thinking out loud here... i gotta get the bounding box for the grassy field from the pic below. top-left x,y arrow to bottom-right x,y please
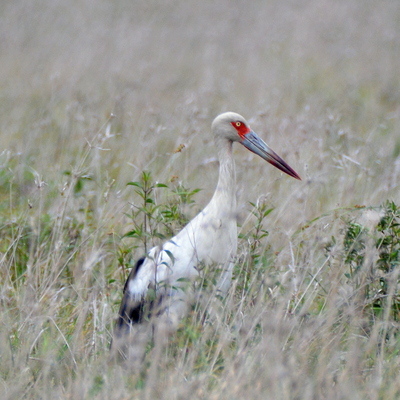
1,0 -> 400,398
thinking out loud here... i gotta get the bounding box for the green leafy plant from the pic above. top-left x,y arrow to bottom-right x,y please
326,201 -> 400,320
236,201 -> 275,296
124,170 -> 169,252
123,172 -> 202,252
160,183 -> 202,236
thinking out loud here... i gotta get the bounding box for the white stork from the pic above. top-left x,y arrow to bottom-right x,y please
115,112 -> 301,337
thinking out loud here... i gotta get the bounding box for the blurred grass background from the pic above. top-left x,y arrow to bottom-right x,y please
1,0 -> 400,398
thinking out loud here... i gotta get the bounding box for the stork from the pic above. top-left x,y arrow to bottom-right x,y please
115,112 -> 301,337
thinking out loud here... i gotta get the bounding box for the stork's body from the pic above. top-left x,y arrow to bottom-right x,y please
115,112 -> 301,335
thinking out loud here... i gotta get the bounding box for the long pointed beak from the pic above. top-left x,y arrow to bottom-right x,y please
241,130 -> 301,180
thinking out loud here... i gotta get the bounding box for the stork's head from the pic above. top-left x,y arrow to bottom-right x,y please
212,112 -> 301,180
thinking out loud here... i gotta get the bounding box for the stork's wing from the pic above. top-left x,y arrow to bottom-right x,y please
114,243 -> 187,335
115,257 -> 146,333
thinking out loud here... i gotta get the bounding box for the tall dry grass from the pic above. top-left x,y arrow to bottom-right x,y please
1,0 -> 400,398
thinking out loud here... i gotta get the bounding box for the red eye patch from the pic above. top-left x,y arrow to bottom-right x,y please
231,121 -> 250,139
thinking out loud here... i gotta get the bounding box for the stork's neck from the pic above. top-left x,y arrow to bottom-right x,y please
211,138 -> 237,212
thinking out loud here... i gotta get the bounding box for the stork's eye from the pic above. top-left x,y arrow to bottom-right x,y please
231,120 -> 250,138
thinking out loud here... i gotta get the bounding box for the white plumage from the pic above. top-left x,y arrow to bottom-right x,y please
115,112 -> 301,335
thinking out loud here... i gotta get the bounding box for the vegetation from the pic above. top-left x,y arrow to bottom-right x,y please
1,0 -> 400,398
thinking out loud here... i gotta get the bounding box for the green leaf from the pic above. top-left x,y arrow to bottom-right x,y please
127,181 -> 142,188
263,208 -> 274,217
176,277 -> 191,283
163,250 -> 175,264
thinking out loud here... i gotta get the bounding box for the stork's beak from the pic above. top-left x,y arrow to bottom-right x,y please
241,130 -> 301,180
